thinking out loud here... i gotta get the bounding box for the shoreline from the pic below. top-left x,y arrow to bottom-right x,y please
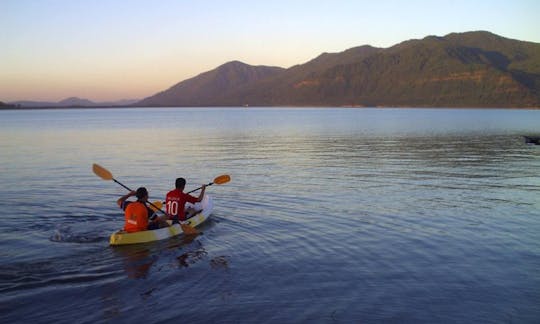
1,105 -> 539,110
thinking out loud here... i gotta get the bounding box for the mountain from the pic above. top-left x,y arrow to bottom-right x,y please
137,31 -> 540,108
10,97 -> 139,108
58,97 -> 96,106
0,101 -> 16,109
138,61 -> 285,106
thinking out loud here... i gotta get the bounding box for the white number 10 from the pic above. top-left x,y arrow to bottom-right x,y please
166,201 -> 179,216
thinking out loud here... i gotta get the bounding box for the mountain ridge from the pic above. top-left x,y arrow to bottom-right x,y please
10,97 -> 139,108
138,61 -> 284,106
136,31 -> 540,108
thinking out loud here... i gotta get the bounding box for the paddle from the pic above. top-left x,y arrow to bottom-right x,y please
92,163 -> 198,235
187,174 -> 231,194
148,200 -> 164,214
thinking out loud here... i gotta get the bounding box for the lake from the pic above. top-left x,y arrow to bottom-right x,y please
0,107 -> 539,323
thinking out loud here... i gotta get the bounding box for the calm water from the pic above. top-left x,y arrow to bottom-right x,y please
0,107 -> 539,323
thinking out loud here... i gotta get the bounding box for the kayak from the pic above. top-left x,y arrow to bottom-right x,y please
109,194 -> 214,246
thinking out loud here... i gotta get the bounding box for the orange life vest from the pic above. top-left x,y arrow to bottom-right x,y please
124,201 -> 149,233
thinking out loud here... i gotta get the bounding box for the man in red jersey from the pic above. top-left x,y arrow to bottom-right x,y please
165,178 -> 206,223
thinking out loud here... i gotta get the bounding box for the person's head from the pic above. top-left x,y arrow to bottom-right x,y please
136,187 -> 148,201
175,178 -> 186,190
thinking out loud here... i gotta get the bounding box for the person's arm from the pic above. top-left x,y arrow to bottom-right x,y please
117,190 -> 136,208
196,184 -> 206,202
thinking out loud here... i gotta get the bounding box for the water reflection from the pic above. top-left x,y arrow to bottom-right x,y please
112,246 -> 157,279
177,248 -> 207,268
110,230 -> 209,279
210,255 -> 230,270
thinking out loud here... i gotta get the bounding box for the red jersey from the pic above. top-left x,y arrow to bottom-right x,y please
165,189 -> 198,221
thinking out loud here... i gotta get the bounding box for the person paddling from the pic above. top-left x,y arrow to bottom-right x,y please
117,187 -> 168,232
165,178 -> 207,223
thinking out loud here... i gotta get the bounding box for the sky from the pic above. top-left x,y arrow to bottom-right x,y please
1,0 -> 539,102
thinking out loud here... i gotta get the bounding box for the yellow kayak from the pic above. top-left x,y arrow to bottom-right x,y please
109,195 -> 214,246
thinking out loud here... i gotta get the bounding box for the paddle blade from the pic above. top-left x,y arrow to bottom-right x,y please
93,163 -> 113,180
181,223 -> 199,235
213,174 -> 231,185
149,201 -> 163,212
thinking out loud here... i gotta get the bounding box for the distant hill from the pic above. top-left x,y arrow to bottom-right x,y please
0,101 -> 16,109
138,61 -> 285,106
136,31 -> 540,108
10,97 -> 139,108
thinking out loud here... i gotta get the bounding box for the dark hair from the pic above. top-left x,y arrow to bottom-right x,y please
136,187 -> 148,199
175,178 -> 186,189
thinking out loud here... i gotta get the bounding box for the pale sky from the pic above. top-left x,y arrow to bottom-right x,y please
1,0 -> 539,102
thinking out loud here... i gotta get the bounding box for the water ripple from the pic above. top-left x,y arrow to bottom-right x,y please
1,108 -> 539,323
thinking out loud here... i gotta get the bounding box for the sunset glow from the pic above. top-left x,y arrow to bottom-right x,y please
1,0 -> 539,102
